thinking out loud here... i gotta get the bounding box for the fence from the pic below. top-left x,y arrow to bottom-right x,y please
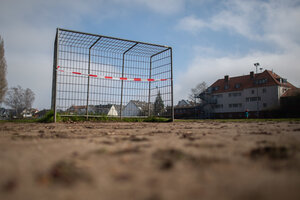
51,28 -> 173,122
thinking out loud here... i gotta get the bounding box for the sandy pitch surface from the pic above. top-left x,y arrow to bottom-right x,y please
0,121 -> 300,200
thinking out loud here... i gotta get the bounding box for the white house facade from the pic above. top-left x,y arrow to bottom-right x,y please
106,105 -> 118,116
122,100 -> 152,117
123,101 -> 141,116
67,104 -> 119,116
205,70 -> 296,115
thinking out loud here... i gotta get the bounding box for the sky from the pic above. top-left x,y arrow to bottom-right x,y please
1,0 -> 300,109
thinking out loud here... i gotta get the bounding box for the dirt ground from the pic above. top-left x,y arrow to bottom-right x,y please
0,121 -> 300,200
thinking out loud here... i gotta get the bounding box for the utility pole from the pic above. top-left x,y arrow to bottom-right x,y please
254,63 -> 260,118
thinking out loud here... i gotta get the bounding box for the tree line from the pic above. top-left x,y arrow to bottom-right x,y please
0,35 -> 35,118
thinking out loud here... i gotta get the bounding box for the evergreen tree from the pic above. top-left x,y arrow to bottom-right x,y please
0,35 -> 7,104
154,90 -> 165,116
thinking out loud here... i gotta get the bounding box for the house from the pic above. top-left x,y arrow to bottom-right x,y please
95,105 -> 118,116
199,70 -> 298,118
5,109 -> 17,119
176,100 -> 194,107
21,108 -> 39,118
67,105 -> 87,115
0,108 -> 9,120
122,100 -> 153,117
175,100 -> 198,119
279,88 -> 300,117
67,104 -> 119,116
174,100 -> 208,119
34,109 -> 51,118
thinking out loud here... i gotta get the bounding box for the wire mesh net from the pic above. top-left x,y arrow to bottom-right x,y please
52,29 -> 173,120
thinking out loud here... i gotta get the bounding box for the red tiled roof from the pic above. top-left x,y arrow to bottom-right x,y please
209,70 -> 296,94
69,105 -> 86,110
281,88 -> 300,97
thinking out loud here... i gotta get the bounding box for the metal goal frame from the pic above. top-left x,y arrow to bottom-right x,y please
51,28 -> 173,122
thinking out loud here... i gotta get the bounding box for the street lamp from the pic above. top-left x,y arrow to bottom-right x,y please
254,63 -> 260,118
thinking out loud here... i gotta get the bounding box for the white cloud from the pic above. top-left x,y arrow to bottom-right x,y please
175,0 -> 300,102
177,0 -> 300,47
263,0 -> 300,50
177,15 -> 207,33
135,0 -> 185,14
1,0 -> 300,108
0,0 -> 186,109
174,47 -> 300,103
177,1 -> 262,39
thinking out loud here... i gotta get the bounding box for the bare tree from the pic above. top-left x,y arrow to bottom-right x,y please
0,35 -> 7,105
5,85 -> 35,116
24,88 -> 35,109
188,81 -> 207,104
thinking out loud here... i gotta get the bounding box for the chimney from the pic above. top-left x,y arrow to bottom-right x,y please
224,75 -> 229,82
250,71 -> 254,79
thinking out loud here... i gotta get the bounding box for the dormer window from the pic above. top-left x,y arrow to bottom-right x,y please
224,85 -> 229,90
207,87 -> 212,93
235,83 -> 241,89
277,78 -> 287,84
214,86 -> 220,91
256,78 -> 267,84
261,78 -> 267,84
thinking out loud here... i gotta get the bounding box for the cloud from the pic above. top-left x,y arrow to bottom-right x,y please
177,15 -> 207,33
174,47 -> 300,103
177,2 -> 261,39
174,0 -> 300,102
1,0 -> 300,109
0,0 -> 186,109
138,0 -> 185,15
263,0 -> 300,50
177,0 -> 300,46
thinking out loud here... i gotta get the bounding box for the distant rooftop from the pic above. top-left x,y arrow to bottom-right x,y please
208,70 -> 296,94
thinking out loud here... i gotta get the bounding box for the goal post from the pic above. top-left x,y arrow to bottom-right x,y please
51,28 -> 173,122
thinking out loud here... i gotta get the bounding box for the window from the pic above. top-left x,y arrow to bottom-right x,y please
262,88 -> 267,93
224,85 -> 229,90
263,103 -> 267,108
229,92 -> 241,97
214,104 -> 223,109
214,86 -> 220,91
213,94 -> 223,98
277,78 -> 287,83
251,90 -> 255,94
246,97 -> 261,102
235,83 -> 241,89
256,78 -> 268,84
229,103 -> 242,108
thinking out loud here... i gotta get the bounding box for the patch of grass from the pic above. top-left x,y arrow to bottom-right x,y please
38,110 -> 61,123
1,110 -> 171,123
1,118 -> 38,123
0,110 -> 61,123
59,115 -> 171,123
1,115 -> 171,123
143,116 -> 172,122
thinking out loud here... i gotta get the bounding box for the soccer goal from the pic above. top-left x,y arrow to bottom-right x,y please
51,28 -> 173,122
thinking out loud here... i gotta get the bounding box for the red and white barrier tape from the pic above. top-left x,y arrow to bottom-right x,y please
57,66 -> 168,82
